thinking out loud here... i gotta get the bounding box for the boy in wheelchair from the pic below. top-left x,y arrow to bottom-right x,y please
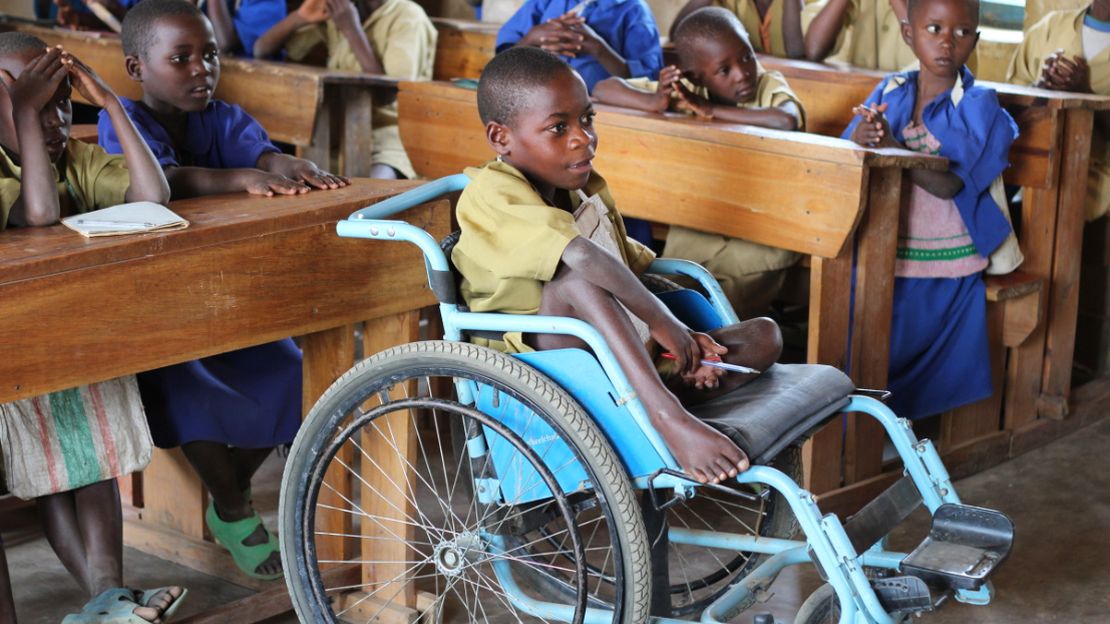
454,45 -> 783,486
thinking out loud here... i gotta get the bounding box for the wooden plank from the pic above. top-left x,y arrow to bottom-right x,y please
843,168 -> 903,483
302,324 -> 358,564
984,271 -> 1043,302
431,17 -> 497,81
174,564 -> 359,624
340,84 -> 376,178
1041,108 -> 1096,416
138,448 -> 206,541
0,182 -> 447,403
360,312 -> 422,610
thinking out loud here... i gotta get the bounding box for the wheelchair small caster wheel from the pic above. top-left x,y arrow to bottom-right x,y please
753,613 -> 777,624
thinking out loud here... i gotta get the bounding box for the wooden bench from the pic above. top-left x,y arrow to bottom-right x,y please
0,180 -> 450,622
397,79 -> 947,501
431,17 -> 498,81
0,21 -> 399,178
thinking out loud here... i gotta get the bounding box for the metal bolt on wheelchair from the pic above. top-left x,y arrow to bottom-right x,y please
279,175 -> 1014,624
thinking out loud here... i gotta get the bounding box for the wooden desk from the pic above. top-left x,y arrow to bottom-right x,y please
0,21 -> 400,178
431,17 -> 498,81
0,180 -> 450,619
397,79 -> 944,498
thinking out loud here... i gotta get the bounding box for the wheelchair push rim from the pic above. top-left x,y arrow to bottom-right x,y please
279,341 -> 652,624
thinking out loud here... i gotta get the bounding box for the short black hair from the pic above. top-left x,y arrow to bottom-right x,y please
906,0 -> 981,23
0,32 -> 47,61
477,47 -> 578,126
673,6 -> 751,64
121,0 -> 205,58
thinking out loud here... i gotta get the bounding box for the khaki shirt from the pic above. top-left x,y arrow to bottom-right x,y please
0,138 -> 130,230
627,67 -> 807,129
715,0 -> 792,57
1007,7 -> 1110,221
453,160 -> 655,352
801,0 -> 916,71
287,0 -> 436,178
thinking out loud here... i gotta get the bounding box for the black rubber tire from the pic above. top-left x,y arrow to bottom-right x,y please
795,583 -> 840,624
279,340 -> 652,624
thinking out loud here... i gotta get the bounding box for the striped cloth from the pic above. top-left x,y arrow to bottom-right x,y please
0,376 -> 152,499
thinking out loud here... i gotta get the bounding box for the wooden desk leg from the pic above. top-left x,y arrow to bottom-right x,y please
302,99 -> 335,176
341,85 -> 376,178
804,253 -> 853,494
844,168 -> 903,484
135,447 -> 206,540
338,311 -> 422,621
1007,181 -> 1060,428
1040,108 -> 1095,419
302,324 -> 358,565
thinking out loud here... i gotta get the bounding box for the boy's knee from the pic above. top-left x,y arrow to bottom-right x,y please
747,316 -> 783,365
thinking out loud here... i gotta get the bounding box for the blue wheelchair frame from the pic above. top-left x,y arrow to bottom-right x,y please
337,175 -> 995,624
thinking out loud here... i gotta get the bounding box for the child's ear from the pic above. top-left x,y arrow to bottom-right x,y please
124,55 -> 143,82
900,20 -> 913,47
486,121 -> 511,158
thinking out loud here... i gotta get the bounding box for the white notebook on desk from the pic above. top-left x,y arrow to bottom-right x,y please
62,201 -> 189,238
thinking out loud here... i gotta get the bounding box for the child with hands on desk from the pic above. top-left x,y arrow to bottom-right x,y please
593,7 -> 804,320
843,0 -> 1020,420
96,0 -> 342,581
0,32 -> 184,624
455,46 -> 785,484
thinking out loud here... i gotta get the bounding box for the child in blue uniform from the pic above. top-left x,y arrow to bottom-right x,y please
843,0 -> 1019,419
496,0 -> 664,92
98,0 -> 347,580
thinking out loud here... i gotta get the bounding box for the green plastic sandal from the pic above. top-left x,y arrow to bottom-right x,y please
205,501 -> 283,581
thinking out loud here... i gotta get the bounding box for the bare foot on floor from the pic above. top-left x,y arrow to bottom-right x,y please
652,409 -> 750,484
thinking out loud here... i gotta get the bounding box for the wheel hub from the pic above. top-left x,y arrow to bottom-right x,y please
434,533 -> 483,576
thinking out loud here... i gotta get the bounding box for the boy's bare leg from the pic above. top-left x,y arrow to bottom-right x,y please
181,442 -> 281,576
668,317 -> 783,406
0,537 -> 16,624
39,481 -> 179,621
532,267 -> 749,484
229,447 -> 273,496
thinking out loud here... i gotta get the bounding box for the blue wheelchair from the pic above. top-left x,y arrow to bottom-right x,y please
278,176 -> 1014,623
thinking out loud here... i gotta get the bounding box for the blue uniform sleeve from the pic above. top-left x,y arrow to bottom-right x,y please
496,0 -> 546,52
96,103 -> 179,168
233,0 -> 286,59
214,102 -> 281,169
618,2 -> 662,79
840,77 -> 889,141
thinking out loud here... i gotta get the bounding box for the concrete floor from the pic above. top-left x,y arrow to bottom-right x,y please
4,416 -> 1109,623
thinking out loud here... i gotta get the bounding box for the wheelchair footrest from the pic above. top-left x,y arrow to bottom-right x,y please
901,503 -> 1014,591
871,576 -> 935,614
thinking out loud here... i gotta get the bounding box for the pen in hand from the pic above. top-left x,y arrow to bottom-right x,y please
660,352 -> 761,375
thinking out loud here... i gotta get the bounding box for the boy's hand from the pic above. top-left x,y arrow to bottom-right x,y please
325,0 -> 361,31
652,65 -> 683,113
62,52 -> 117,109
653,321 -> 701,377
683,332 -> 728,390
850,102 -> 897,148
244,170 -> 310,196
1,48 -> 68,115
561,17 -> 608,57
672,80 -> 713,118
297,0 -> 330,22
1044,54 -> 1092,93
520,20 -> 579,55
284,158 -> 350,190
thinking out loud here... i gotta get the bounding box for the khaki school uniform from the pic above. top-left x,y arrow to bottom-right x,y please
287,0 -> 436,179
714,0 -> 792,57
801,0 -> 916,71
626,70 -> 805,318
1007,7 -> 1110,221
453,159 -> 655,353
0,138 -> 129,230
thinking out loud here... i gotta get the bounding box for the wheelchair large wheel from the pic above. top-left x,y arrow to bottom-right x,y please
279,341 -> 651,624
795,583 -> 840,624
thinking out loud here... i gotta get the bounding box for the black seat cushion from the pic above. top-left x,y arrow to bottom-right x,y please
690,363 -> 855,465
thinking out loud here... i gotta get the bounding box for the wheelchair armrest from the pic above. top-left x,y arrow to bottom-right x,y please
346,173 -> 469,221
647,258 -> 739,326
337,219 -> 457,304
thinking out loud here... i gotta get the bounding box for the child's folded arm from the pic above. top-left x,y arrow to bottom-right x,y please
592,77 -> 670,113
7,105 -> 58,227
710,102 -> 801,131
803,0 -> 854,62
253,12 -> 311,60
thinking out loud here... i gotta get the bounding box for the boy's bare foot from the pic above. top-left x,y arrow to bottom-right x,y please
134,586 -> 185,622
652,408 -> 749,484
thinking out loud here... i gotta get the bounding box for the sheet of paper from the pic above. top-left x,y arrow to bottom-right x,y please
62,201 -> 189,238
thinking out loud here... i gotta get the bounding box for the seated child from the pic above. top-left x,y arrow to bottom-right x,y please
670,0 -> 805,58
97,0 -> 346,580
0,33 -> 184,622
803,0 -> 917,71
496,0 -> 664,93
253,0 -> 437,179
843,0 -> 1020,418
455,46 -> 785,484
593,7 -> 804,319
1007,0 -> 1110,221
201,0 -> 289,59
